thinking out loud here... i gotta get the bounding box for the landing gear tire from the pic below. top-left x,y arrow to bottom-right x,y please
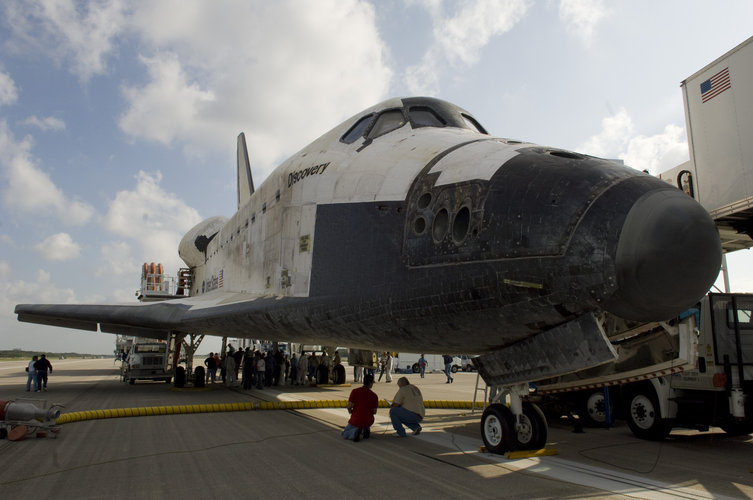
515,403 -> 548,450
174,366 -> 186,388
194,366 -> 205,388
480,404 -> 516,454
626,385 -> 670,440
580,390 -> 607,427
332,364 -> 346,384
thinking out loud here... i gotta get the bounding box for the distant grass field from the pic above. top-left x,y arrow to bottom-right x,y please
0,355 -> 108,362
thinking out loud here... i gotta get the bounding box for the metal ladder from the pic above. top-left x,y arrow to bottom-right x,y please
472,371 -> 489,414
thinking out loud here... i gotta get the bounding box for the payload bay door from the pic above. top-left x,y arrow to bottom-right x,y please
281,204 -> 316,297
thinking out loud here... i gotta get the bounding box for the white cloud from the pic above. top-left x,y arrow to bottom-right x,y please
97,240 -> 139,279
623,124 -> 688,175
0,120 -> 95,224
0,0 -> 127,81
22,115 -> 66,132
119,0 -> 392,177
437,0 -> 530,68
0,260 -> 10,281
119,53 -> 216,146
577,108 -> 688,174
35,233 -> 81,261
559,0 -> 608,46
2,1 -> 392,179
0,266 -> 78,318
96,241 -> 142,302
0,70 -> 19,106
406,0 -> 530,95
405,60 -> 442,96
578,108 -> 634,158
102,170 -> 202,275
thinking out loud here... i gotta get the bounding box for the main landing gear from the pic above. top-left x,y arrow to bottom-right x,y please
480,383 -> 548,454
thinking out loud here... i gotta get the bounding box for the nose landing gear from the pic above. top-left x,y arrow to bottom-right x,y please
480,383 -> 548,454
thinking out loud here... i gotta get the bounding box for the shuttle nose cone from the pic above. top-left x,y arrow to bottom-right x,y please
604,188 -> 721,321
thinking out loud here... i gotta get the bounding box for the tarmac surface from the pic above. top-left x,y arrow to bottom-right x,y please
1,358 -> 752,499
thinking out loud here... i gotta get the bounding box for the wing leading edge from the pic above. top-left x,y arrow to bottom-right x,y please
13,290 -> 291,341
15,302 -> 189,340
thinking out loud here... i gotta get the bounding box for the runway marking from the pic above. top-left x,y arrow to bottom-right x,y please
416,431 -> 735,500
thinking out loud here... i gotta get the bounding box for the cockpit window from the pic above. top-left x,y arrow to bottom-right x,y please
342,101 -> 488,146
409,106 -> 446,128
461,114 -> 488,134
341,114 -> 373,144
367,110 -> 407,139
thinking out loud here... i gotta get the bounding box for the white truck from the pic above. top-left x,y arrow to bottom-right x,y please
122,340 -> 173,384
534,293 -> 752,439
394,353 -> 462,374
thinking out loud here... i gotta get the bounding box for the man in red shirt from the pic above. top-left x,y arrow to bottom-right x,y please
342,374 -> 378,442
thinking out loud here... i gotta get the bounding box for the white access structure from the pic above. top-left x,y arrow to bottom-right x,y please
661,35 -> 753,252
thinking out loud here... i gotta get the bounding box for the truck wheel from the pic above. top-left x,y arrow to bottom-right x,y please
515,403 -> 548,450
412,363 -> 420,373
451,365 -> 458,373
480,404 -> 515,454
174,366 -> 186,388
579,390 -> 607,427
194,366 -> 205,388
332,364 -> 346,384
626,385 -> 670,440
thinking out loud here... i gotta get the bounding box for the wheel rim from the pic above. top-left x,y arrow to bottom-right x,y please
516,415 -> 533,445
586,393 -> 606,423
631,395 -> 656,430
484,415 -> 503,447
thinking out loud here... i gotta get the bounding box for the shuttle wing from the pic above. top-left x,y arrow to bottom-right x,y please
14,290 -> 306,342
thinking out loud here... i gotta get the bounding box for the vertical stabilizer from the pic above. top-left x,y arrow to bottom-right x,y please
237,132 -> 255,209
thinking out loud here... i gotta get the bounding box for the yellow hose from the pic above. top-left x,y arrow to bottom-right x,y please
56,400 -> 485,424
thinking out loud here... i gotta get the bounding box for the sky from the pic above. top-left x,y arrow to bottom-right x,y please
1,0 -> 753,355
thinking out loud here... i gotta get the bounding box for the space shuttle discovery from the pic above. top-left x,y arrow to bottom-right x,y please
16,97 -> 721,451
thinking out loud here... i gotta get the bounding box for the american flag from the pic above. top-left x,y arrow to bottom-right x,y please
700,67 -> 731,103
219,269 -> 223,288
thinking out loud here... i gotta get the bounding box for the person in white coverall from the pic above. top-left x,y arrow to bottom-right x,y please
26,355 -> 38,392
225,354 -> 236,386
297,352 -> 309,385
385,353 -> 394,383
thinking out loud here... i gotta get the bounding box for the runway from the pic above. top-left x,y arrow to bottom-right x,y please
1,358 -> 751,499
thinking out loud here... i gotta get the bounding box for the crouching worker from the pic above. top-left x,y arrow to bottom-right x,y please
342,374 -> 378,442
389,377 -> 425,437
